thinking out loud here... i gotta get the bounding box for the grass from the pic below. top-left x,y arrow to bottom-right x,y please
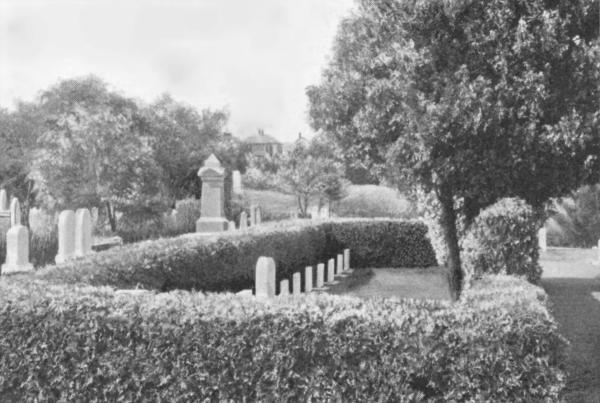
540,248 -> 600,402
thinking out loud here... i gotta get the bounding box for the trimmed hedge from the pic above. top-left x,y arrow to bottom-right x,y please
37,219 -> 437,291
0,275 -> 566,401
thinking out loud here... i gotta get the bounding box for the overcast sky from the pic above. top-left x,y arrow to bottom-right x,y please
0,0 -> 354,142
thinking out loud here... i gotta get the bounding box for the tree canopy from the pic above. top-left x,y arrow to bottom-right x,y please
308,0 -> 600,298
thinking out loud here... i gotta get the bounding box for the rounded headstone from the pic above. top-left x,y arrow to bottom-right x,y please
2,224 -> 33,274
255,256 -> 276,298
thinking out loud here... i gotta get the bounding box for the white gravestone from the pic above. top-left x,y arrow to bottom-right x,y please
538,228 -> 547,251
56,210 -> 76,264
232,170 -> 243,194
280,279 -> 289,296
9,197 -> 21,228
229,220 -> 236,231
305,266 -> 313,292
319,204 -> 330,219
255,256 -> 276,298
75,208 -> 93,257
2,203 -> 33,274
344,249 -> 350,271
239,211 -> 248,230
336,254 -> 343,275
292,272 -> 301,295
327,259 -> 335,283
196,154 -> 228,232
0,189 -> 8,211
316,263 -> 325,288
255,206 -> 262,225
250,205 -> 257,226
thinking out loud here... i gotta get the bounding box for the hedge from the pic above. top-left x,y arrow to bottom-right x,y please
0,274 -> 566,401
36,219 -> 437,292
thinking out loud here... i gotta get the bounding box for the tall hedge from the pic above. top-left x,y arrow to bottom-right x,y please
0,275 -> 566,401
36,219 -> 437,292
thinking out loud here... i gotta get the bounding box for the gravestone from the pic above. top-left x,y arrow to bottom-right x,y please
196,154 -> 229,232
344,249 -> 350,271
229,220 -> 236,231
56,210 -> 76,264
319,205 -> 330,219
255,206 -> 262,225
9,197 -> 21,228
327,259 -> 335,283
250,204 -> 257,226
538,227 -> 547,251
0,189 -> 8,211
316,263 -> 325,288
255,256 -> 276,298
239,211 -> 248,230
337,254 -> 343,275
232,170 -> 243,194
2,204 -> 33,274
280,279 -> 289,296
309,205 -> 319,219
75,208 -> 93,257
292,272 -> 301,295
305,266 -> 313,292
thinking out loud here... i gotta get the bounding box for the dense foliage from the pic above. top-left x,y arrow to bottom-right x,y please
462,198 -> 542,285
0,274 -> 566,401
308,0 -> 600,298
37,219 -> 437,291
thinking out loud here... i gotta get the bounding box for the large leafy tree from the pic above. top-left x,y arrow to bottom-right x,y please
308,0 -> 600,298
30,76 -> 167,231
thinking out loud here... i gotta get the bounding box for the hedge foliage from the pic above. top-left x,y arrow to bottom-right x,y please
0,274 -> 566,401
36,219 -> 437,292
461,198 -> 542,284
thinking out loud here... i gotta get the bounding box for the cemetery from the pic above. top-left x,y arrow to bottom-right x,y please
0,0 -> 598,401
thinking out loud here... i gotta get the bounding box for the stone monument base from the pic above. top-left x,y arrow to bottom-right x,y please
196,217 -> 229,233
2,262 -> 34,274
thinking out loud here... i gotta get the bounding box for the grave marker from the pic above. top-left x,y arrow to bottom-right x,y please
239,211 -> 248,230
316,263 -> 325,288
305,266 -> 313,292
280,279 -> 289,296
75,208 -> 93,257
293,272 -> 301,295
344,249 -> 350,271
2,224 -> 33,274
196,154 -> 228,232
336,254 -> 343,275
232,170 -> 243,194
255,256 -> 276,298
327,259 -> 335,283
0,189 -> 7,211
9,198 -> 21,228
56,210 -> 76,264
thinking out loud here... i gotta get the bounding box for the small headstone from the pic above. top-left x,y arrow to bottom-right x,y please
255,256 -> 276,298
2,224 -> 33,274
309,205 -> 319,219
75,208 -> 93,257
239,211 -> 248,229
305,266 -> 313,292
292,272 -> 301,295
316,263 -> 325,288
229,220 -> 236,231
56,210 -> 76,264
538,227 -> 547,251
9,198 -> 21,227
255,206 -> 262,225
319,204 -> 330,219
344,249 -> 350,271
337,254 -> 343,275
0,189 -> 8,211
250,205 -> 257,226
327,259 -> 335,283
280,279 -> 289,296
232,170 -> 243,194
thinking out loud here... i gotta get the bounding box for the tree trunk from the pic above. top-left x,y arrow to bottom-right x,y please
437,184 -> 463,301
106,201 -> 117,232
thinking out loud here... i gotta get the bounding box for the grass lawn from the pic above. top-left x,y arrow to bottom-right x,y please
327,267 -> 451,301
540,248 -> 600,402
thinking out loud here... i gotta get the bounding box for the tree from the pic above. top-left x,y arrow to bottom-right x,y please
308,0 -> 600,299
30,76 -> 167,231
142,94 -> 229,202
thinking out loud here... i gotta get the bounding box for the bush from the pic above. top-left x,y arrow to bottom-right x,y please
335,185 -> 415,219
0,274 -> 566,401
461,198 -> 542,285
37,219 -> 437,291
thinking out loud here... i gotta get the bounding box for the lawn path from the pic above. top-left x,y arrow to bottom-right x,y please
541,248 -> 600,402
328,267 -> 451,301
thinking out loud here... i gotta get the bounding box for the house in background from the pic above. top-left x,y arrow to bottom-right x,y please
244,129 -> 283,157
282,132 -> 310,153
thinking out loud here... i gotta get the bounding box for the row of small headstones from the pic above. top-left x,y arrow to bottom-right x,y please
234,205 -> 262,230
253,249 -> 351,298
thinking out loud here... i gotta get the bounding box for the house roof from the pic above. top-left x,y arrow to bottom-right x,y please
244,131 -> 282,145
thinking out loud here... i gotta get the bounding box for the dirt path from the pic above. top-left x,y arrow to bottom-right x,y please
541,248 -> 600,402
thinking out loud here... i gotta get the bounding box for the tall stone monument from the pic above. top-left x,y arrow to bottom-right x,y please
196,154 -> 229,232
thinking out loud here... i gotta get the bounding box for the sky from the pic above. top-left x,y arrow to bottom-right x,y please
0,0 -> 355,142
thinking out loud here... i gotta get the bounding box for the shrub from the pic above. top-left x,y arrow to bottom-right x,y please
0,274 -> 566,401
335,184 -> 415,219
461,198 -> 542,285
37,219 -> 437,291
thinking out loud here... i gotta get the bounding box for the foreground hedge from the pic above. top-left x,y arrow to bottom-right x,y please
37,219 -> 437,291
0,275 -> 566,401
